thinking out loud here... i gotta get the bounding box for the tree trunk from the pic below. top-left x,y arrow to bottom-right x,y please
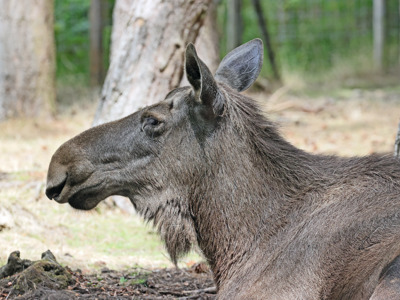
226,0 -> 242,52
89,0 -> 107,87
0,0 -> 56,121
93,0 -> 213,125
109,0 -> 131,64
252,0 -> 281,82
373,0 -> 385,71
110,0 -> 219,69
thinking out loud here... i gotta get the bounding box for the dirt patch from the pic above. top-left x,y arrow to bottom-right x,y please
0,251 -> 215,299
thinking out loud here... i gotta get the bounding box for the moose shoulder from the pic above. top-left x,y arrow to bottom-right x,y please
46,39 -> 400,299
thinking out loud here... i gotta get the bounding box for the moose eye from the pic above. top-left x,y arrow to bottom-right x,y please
144,117 -> 160,127
141,116 -> 164,136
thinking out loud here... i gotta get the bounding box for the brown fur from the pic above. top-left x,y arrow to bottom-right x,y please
46,40 -> 400,299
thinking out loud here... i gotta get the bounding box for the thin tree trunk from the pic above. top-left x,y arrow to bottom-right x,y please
93,0 -> 212,125
277,0 -> 286,45
89,0 -> 107,87
373,0 -> 385,70
252,0 -> 281,82
226,0 -> 242,51
0,0 -> 56,120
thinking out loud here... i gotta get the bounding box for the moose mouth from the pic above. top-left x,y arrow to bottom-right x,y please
67,189 -> 104,210
46,174 -> 105,210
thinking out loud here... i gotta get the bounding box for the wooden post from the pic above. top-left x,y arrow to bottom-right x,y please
373,0 -> 385,70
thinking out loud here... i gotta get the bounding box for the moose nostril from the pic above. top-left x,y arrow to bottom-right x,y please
45,176 -> 67,200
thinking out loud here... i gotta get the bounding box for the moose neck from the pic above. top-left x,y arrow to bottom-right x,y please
190,90 -> 320,285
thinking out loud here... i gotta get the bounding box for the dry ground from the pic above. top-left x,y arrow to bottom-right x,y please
0,85 -> 399,298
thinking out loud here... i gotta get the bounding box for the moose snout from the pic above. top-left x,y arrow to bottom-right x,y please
46,162 -> 68,203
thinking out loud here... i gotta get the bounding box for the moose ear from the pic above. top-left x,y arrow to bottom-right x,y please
185,43 -> 223,116
215,38 -> 263,92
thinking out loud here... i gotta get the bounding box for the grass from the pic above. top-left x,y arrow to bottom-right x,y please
1,81 -> 400,273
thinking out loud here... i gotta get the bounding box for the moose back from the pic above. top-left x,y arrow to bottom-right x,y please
46,39 -> 400,299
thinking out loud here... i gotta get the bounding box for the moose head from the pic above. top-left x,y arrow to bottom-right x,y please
46,39 -> 264,264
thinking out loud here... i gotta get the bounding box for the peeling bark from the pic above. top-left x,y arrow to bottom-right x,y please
93,0 -> 213,125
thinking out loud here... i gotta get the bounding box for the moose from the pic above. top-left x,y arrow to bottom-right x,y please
46,39 -> 400,299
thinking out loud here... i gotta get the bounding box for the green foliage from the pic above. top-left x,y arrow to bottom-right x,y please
119,273 -> 149,285
131,277 -> 148,285
54,0 -> 114,83
119,276 -> 128,284
55,0 -> 91,80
